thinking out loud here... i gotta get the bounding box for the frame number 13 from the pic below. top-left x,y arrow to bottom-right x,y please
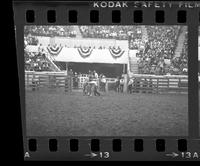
99,152 -> 110,159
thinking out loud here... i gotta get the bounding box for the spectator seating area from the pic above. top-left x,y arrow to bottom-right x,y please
171,32 -> 188,75
79,26 -> 142,49
24,26 -> 188,75
24,26 -> 76,37
24,35 -> 39,46
24,49 -> 51,71
79,26 -> 141,39
136,26 -> 188,75
24,36 -> 52,71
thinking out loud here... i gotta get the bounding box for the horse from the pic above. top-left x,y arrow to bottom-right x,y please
83,80 -> 100,96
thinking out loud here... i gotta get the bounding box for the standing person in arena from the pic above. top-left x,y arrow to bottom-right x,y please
68,69 -> 74,90
93,82 -> 101,96
83,78 -> 89,95
73,72 -> 79,89
120,77 -> 124,93
94,70 -> 98,79
88,70 -> 92,81
99,74 -> 103,91
128,78 -> 133,94
68,69 -> 73,76
92,70 -> 96,78
101,75 -> 106,92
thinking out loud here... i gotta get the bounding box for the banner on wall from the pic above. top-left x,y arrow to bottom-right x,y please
25,46 -> 139,64
109,47 -> 125,59
77,47 -> 94,58
53,47 -> 128,64
47,45 -> 63,56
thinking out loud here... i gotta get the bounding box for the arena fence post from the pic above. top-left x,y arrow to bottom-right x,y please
167,77 -> 170,92
178,78 -> 181,94
105,81 -> 108,92
31,73 -> 36,91
123,74 -> 128,93
49,75 -> 56,92
64,76 -> 69,93
156,78 -> 159,93
64,75 -> 72,93
70,76 -> 73,92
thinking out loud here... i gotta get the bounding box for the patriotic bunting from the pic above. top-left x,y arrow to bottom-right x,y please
46,45 -> 125,59
47,45 -> 63,56
77,47 -> 93,58
109,47 -> 125,59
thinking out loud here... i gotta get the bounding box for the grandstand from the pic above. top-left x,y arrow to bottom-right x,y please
24,25 -> 188,76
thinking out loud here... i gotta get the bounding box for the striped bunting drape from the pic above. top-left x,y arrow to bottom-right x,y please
47,45 -> 63,56
109,47 -> 125,59
77,47 -> 93,58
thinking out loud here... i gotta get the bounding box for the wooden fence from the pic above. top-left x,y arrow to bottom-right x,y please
25,71 -> 72,92
128,74 -> 188,94
25,71 -> 188,94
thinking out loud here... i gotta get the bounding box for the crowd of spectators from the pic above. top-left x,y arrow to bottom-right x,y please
24,31 -> 48,71
136,26 -> 188,75
45,44 -> 123,50
24,25 -> 188,75
24,34 -> 39,46
171,32 -> 188,75
80,26 -> 142,49
24,49 -> 51,71
74,45 -> 122,50
24,26 -> 77,37
24,26 -> 144,49
24,38 -> 51,71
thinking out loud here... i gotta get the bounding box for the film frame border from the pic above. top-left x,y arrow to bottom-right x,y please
13,0 -> 200,161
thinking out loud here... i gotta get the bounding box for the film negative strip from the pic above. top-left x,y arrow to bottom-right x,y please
13,0 -> 200,161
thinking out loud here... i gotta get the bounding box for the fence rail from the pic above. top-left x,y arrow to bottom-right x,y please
25,71 -> 72,92
128,74 -> 188,94
25,71 -> 188,94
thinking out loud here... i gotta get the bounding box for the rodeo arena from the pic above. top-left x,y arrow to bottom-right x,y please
25,26 -> 189,136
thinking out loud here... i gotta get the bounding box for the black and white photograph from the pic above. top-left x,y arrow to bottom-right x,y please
198,27 -> 200,135
24,25 -> 188,136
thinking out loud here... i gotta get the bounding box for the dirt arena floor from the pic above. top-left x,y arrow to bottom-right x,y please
26,89 -> 188,136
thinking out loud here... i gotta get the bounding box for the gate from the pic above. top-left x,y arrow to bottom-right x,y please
78,74 -> 89,89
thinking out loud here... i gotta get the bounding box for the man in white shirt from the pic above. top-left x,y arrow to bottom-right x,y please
94,71 -> 98,79
120,78 -> 124,93
101,75 -> 106,92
